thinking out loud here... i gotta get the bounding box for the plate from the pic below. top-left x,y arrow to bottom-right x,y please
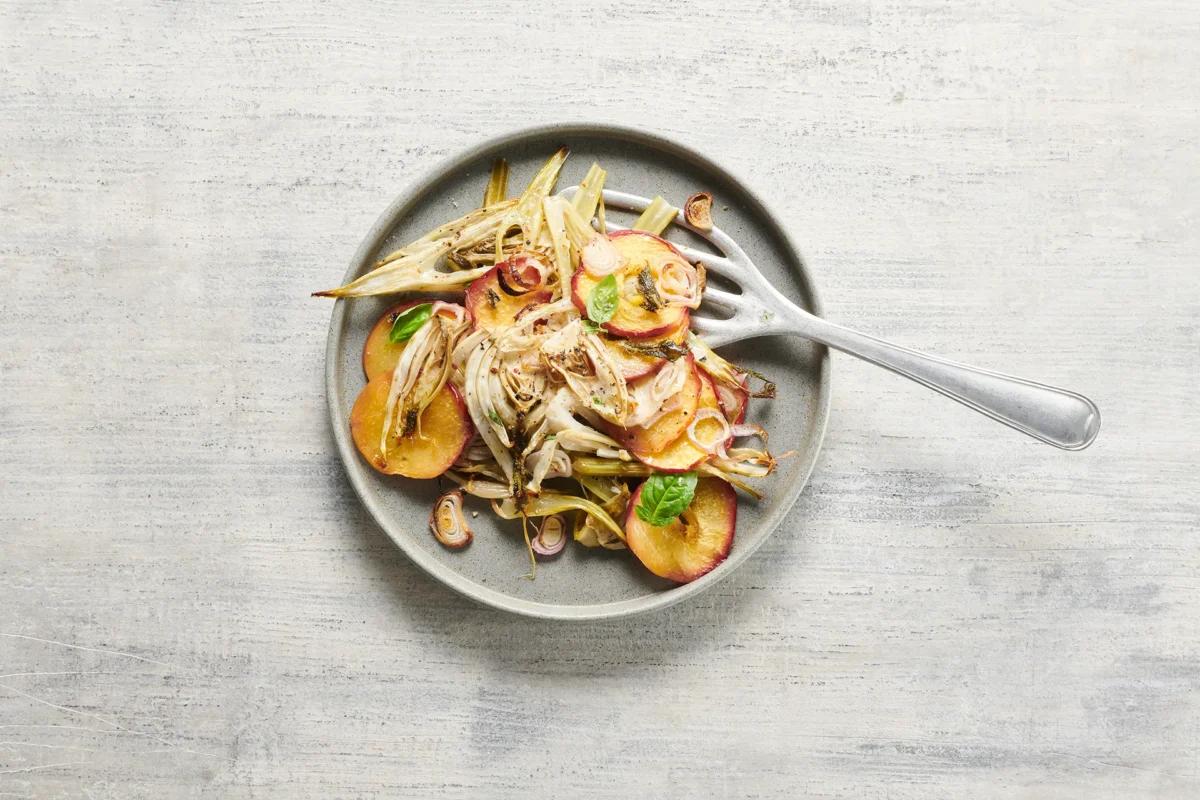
324,124 -> 831,619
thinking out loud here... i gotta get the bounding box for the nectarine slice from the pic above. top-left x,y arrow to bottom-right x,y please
621,358 -> 703,458
362,300 -> 451,381
572,231 -> 691,339
600,318 -> 689,381
625,477 -> 737,583
633,372 -> 725,473
465,266 -> 552,336
349,374 -> 473,478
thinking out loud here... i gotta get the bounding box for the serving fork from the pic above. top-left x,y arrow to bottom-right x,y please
561,186 -> 1100,450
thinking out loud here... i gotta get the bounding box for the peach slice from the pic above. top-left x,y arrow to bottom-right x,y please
624,477 -> 737,583
572,231 -> 691,339
465,266 -> 552,335
600,318 -> 689,381
620,358 -> 703,458
349,374 -> 473,478
633,372 -> 725,473
363,301 -> 460,381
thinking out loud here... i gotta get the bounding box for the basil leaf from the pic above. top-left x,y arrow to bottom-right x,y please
586,274 -> 619,324
580,319 -> 601,335
635,472 -> 698,527
388,303 -> 433,344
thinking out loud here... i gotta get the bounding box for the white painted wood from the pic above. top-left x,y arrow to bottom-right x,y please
1,1 -> 1197,797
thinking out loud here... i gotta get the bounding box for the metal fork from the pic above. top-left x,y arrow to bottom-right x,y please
561,186 -> 1100,450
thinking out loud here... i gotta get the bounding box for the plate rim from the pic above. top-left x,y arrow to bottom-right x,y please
323,122 -> 832,620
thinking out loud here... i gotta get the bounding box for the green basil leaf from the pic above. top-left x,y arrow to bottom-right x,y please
580,319 -> 601,335
635,472 -> 698,527
586,274 -> 619,324
388,303 -> 433,344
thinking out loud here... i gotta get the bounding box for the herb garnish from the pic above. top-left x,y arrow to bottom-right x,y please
619,339 -> 689,361
388,303 -> 433,344
586,274 -> 619,324
635,472 -> 698,527
635,265 -> 663,312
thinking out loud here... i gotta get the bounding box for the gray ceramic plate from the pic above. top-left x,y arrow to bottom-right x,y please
324,124 -> 830,620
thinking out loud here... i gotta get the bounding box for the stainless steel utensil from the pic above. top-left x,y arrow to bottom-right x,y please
568,187 -> 1101,451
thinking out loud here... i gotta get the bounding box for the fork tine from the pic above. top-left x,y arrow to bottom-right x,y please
688,316 -> 738,349
599,189 -> 732,257
699,287 -> 742,312
681,247 -> 740,279
555,186 -> 750,278
597,219 -> 740,279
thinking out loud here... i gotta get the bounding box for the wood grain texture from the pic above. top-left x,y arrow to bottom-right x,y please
1,1 -> 1197,797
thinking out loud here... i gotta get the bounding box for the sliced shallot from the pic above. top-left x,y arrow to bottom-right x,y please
729,422 -> 768,443
430,489 -> 473,549
687,407 -> 732,457
497,252 -> 550,295
651,355 -> 690,399
656,260 -> 702,308
432,300 -> 468,326
714,381 -> 746,421
582,235 -> 625,276
683,192 -> 714,230
531,514 -> 568,558
625,356 -> 690,428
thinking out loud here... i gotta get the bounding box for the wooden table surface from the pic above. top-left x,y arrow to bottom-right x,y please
2,2 -> 1197,797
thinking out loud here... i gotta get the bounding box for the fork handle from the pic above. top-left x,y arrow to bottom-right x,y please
789,313 -> 1101,449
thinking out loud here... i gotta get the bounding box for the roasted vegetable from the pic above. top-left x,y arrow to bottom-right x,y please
430,489 -> 473,548
317,149 -> 778,580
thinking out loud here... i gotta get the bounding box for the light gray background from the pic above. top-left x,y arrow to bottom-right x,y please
2,2 -> 1197,798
